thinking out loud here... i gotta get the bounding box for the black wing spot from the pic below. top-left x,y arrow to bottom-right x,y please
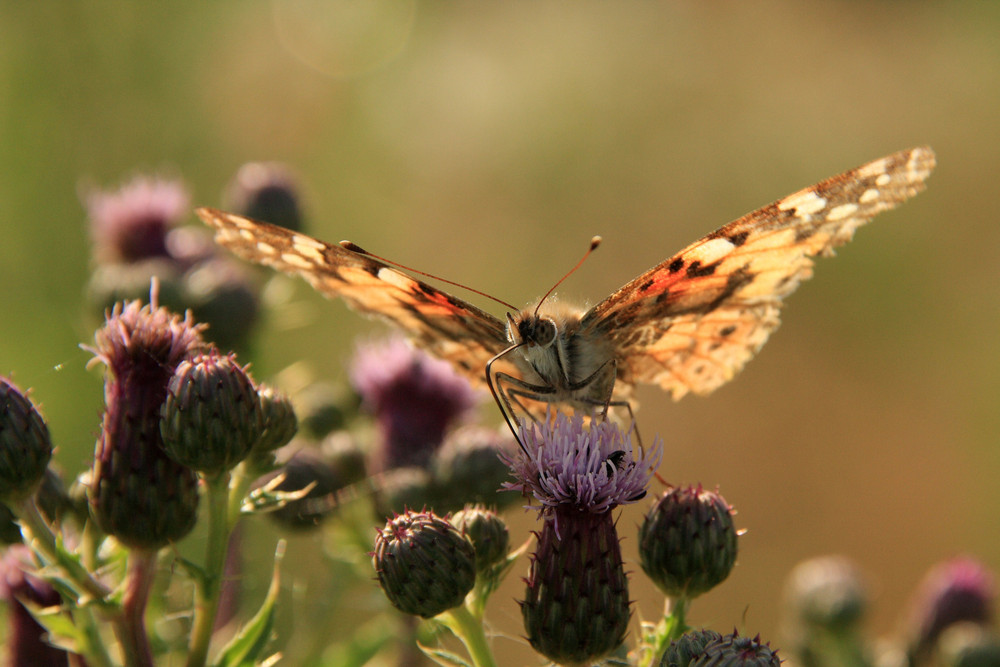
728,230 -> 750,246
669,258 -> 685,273
638,278 -> 655,293
686,260 -> 720,278
719,324 -> 737,337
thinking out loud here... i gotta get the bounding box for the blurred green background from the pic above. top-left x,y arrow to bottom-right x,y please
2,1 -> 998,664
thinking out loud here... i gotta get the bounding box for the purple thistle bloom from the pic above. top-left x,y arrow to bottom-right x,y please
84,175 -> 190,263
909,556 -> 996,656
502,413 -> 661,517
350,337 -> 480,471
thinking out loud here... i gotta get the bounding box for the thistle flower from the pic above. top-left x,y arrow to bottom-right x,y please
160,351 -> 264,475
88,300 -> 205,549
84,175 -> 189,263
350,337 -> 479,472
224,161 -> 304,231
639,485 -> 738,599
907,557 -> 996,659
0,377 -> 53,504
372,509 -> 476,619
506,414 -> 661,665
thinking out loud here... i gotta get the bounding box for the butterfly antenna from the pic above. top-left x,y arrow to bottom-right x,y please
340,240 -> 518,311
534,236 -> 602,317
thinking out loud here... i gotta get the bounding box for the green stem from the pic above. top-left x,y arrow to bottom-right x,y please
119,550 -> 156,667
16,498 -> 111,604
186,472 -> 234,667
437,604 -> 497,667
649,595 -> 689,665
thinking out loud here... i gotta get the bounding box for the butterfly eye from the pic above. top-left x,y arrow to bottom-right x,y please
534,317 -> 558,347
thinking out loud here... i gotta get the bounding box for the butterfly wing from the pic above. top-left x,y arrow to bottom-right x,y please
581,146 -> 936,399
196,208 -> 511,385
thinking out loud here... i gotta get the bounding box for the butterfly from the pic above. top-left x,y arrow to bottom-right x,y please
197,146 -> 935,439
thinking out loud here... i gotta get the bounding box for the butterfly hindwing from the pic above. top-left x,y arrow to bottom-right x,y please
196,208 -> 510,385
582,146 -> 936,399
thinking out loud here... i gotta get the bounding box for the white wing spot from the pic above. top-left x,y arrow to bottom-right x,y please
693,237 -> 736,263
291,240 -> 324,261
280,252 -> 314,269
875,173 -> 892,187
859,188 -> 880,204
292,234 -> 325,252
255,240 -> 279,256
827,203 -> 859,221
778,190 -> 827,215
377,267 -> 416,290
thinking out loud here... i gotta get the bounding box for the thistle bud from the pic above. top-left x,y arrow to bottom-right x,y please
89,300 -> 204,549
0,378 -> 53,503
784,556 -> 867,631
661,628 -> 724,667
639,485 -> 738,599
260,451 -> 342,529
522,506 -> 630,664
450,505 -> 509,574
691,631 -> 781,667
254,385 -> 298,454
160,351 -> 263,475
225,161 -> 303,231
372,509 -> 476,618
433,426 -> 517,512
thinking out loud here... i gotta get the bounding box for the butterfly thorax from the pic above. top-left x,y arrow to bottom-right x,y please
507,301 -> 616,405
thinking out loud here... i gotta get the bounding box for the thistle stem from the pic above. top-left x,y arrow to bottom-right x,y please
16,498 -> 111,603
186,472 -> 233,667
437,604 -> 497,667
119,549 -> 156,667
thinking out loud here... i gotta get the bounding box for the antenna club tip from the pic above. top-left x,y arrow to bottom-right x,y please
340,240 -> 367,254
590,236 -> 602,250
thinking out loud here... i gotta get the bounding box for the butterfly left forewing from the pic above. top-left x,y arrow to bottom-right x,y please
582,146 -> 936,400
196,208 -> 511,386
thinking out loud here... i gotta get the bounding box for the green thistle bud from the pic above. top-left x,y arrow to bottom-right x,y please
160,351 -> 263,475
433,426 -> 518,513
522,506 -> 630,664
372,509 -> 476,618
639,485 -> 738,598
260,451 -> 342,529
0,378 -> 53,503
938,623 -> 1000,667
785,556 -> 867,631
691,631 -> 780,667
254,385 -> 297,454
661,628 -> 724,667
450,505 -> 509,574
89,300 -> 205,549
225,161 -> 304,232
376,467 -> 438,518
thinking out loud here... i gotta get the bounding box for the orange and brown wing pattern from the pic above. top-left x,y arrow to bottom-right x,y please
582,146 -> 936,399
196,208 -> 510,384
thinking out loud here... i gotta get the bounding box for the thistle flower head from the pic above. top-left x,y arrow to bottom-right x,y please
350,337 -> 479,471
639,485 -> 739,599
88,300 -> 205,548
908,556 -> 996,656
690,631 -> 781,667
372,509 -> 476,618
85,175 -> 190,263
503,413 -> 661,515
0,378 -> 53,503
160,350 -> 264,475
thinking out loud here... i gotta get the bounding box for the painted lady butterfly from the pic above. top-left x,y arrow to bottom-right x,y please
197,147 -> 935,433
